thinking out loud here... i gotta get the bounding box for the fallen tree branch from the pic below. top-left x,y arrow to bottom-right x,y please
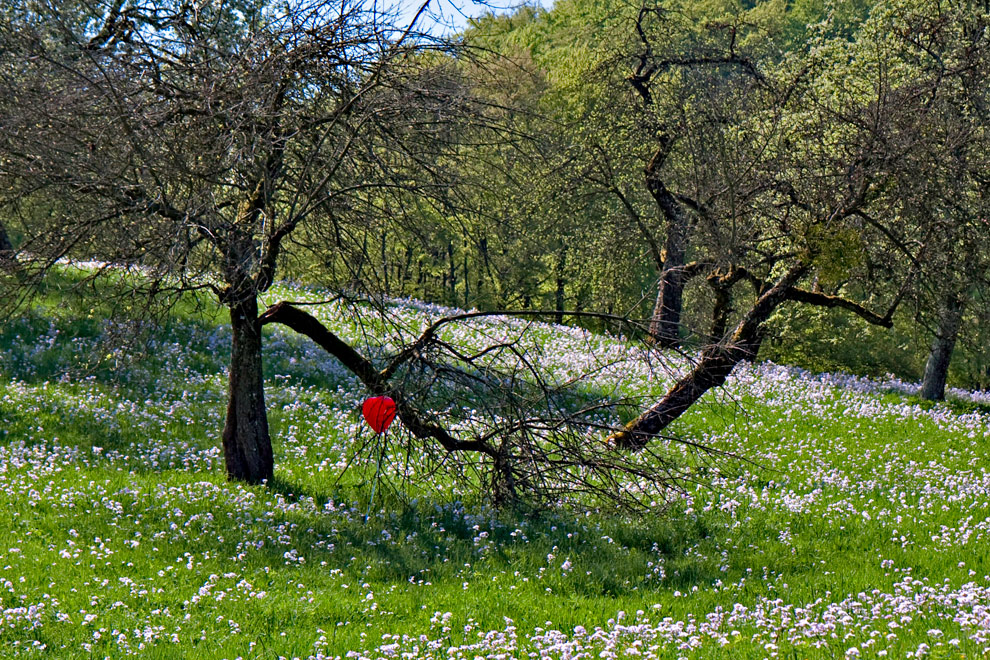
261,300 -> 740,509
259,301 -> 497,457
260,301 -> 381,387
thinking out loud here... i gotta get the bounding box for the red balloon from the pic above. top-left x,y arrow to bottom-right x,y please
362,396 -> 397,434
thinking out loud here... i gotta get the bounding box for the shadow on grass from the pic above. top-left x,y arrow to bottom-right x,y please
259,472 -> 725,599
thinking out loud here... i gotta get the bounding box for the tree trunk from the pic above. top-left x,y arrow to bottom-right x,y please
381,228 -> 389,294
645,149 -> 689,348
399,246 -> 414,295
222,296 -> 274,484
554,246 -> 567,325
612,262 -> 808,450
648,235 -> 687,347
0,220 -> 18,273
708,278 -> 732,343
463,253 -> 470,308
920,294 -> 965,401
707,267 -> 749,343
478,236 -> 490,304
0,221 -> 12,254
447,240 -> 456,304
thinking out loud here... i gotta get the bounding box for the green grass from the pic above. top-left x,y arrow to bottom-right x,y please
0,270 -> 988,658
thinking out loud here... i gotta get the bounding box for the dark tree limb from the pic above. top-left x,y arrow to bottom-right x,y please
625,1 -> 766,107
259,302 -> 383,388
783,288 -> 894,327
850,209 -> 923,267
84,0 -> 128,51
734,267 -> 898,328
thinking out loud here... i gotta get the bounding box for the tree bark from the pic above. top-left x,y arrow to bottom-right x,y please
381,228 -> 389,294
447,240 -> 456,304
649,230 -> 687,347
645,145 -> 689,348
708,276 -> 732,342
920,293 -> 965,401
612,262 -> 809,449
554,246 -> 567,325
478,236 -> 490,304
463,253 -> 470,308
0,220 -> 17,273
222,295 -> 274,484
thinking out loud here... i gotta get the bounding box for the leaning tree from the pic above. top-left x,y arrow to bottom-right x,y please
608,0 -> 964,448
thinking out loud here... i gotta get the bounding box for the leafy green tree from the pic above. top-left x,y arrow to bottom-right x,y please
608,0 -> 973,446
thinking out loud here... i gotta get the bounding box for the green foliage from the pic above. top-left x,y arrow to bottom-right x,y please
762,305 -> 925,379
806,225 -> 866,289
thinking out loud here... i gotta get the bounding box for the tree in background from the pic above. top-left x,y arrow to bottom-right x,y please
905,2 -> 990,401
608,0 -> 980,447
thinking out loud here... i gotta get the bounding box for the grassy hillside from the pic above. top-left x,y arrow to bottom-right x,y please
0,273 -> 988,658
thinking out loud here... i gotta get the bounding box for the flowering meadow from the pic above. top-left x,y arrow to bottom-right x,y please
1,276 -> 989,659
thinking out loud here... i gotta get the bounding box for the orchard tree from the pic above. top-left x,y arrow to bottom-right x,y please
607,0 -> 969,447
0,0 -> 466,483
906,4 -> 990,401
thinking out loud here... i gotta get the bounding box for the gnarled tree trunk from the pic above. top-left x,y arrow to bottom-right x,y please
648,232 -> 686,347
222,295 -> 273,484
920,293 -> 965,401
612,260 -> 903,449
645,146 -> 689,349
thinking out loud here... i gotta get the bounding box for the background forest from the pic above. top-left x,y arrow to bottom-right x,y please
450,0 -> 989,394
2,0 -> 989,392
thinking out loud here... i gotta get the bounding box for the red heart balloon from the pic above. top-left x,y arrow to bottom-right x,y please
362,396 -> 397,434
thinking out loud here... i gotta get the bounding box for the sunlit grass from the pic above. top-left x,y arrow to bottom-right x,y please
0,269 -> 987,658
